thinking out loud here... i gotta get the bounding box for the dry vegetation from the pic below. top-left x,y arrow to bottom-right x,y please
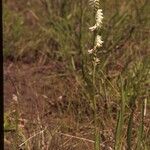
3,0 -> 150,149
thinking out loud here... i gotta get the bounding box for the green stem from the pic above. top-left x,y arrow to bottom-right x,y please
92,61 -> 100,150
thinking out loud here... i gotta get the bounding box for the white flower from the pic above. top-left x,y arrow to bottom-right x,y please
95,35 -> 103,48
88,35 -> 103,53
89,25 -> 97,32
96,9 -> 103,27
88,48 -> 94,54
89,9 -> 103,31
94,57 -> 100,63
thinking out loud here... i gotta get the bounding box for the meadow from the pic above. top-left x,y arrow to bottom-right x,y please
3,0 -> 150,149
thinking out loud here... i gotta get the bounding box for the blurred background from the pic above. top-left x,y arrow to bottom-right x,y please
3,0 -> 150,149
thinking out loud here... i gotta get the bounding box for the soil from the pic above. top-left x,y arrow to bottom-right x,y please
4,60 -> 150,150
4,60 -> 96,150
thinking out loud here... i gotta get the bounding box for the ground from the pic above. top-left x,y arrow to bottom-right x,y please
4,60 -> 96,150
3,0 -> 150,149
4,59 -> 150,150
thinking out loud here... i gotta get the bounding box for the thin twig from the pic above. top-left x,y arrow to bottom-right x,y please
56,132 -> 105,147
19,128 -> 47,147
144,98 -> 147,117
56,132 -> 95,143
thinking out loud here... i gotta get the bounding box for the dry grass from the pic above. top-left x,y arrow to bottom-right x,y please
3,0 -> 150,149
